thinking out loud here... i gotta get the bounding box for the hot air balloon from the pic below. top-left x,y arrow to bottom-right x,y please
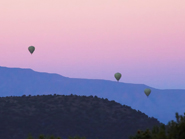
144,88 -> 151,97
28,46 -> 35,54
114,72 -> 121,81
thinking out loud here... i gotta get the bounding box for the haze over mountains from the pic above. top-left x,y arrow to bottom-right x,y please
0,66 -> 184,124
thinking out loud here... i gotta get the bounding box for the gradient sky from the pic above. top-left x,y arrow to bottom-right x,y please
0,0 -> 185,89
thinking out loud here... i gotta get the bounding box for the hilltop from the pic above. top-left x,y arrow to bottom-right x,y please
0,94 -> 161,139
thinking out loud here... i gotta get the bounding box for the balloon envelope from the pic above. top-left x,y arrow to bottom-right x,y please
144,88 -> 151,97
114,72 -> 121,81
28,46 -> 35,54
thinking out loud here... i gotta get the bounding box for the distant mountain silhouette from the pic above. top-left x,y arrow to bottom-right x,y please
0,66 -> 185,124
0,94 -> 161,139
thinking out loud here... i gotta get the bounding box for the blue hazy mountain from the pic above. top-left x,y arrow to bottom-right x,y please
0,66 -> 184,124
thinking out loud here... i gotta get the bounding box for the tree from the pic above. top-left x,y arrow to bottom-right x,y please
26,133 -> 34,139
129,112 -> 185,139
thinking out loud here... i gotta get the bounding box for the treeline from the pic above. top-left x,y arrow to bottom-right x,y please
129,112 -> 185,139
0,94 -> 161,139
26,112 -> 185,139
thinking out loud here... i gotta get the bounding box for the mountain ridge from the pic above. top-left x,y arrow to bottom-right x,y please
0,66 -> 185,124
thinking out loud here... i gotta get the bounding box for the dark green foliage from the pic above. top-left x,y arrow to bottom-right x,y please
27,133 -> 34,139
129,112 -> 185,139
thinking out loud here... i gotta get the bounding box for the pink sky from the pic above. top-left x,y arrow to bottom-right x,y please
0,0 -> 185,89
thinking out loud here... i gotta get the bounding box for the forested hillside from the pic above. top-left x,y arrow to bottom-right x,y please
0,94 -> 161,139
